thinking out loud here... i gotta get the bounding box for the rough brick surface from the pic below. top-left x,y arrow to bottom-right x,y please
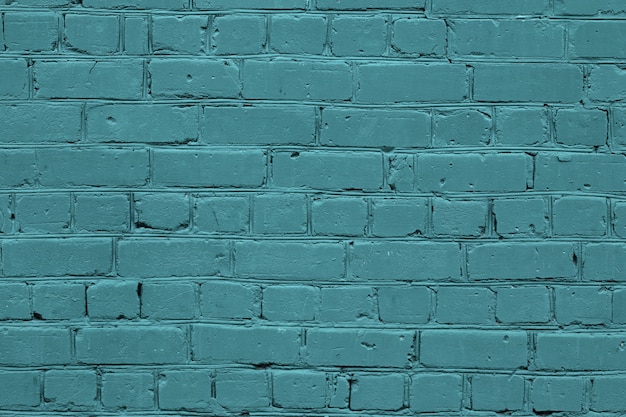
0,2 -> 623,415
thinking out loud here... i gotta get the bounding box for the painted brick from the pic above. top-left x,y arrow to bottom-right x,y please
305,328 -> 414,367
101,372 -> 154,410
410,374 -> 462,412
83,0 -> 188,8
436,286 -> 495,324
493,198 -> 548,236
87,280 -> 139,319
350,374 -> 404,411
555,108 -> 607,146
319,286 -> 376,321
141,283 -> 196,319
194,196 -> 249,234
158,370 -> 211,410
495,107 -> 549,145
196,0 -> 305,9
421,330 -> 528,369
536,333 -> 626,370
535,153 -> 626,192
433,109 -> 492,147
321,108 -> 430,148
388,154 -> 415,192
244,59 -> 352,100
392,17 -> 446,56
614,201 -> 626,238
32,282 -> 85,320
0,194 -> 10,233
0,59 -> 28,99
450,20 -> 564,58
357,63 -> 468,103
432,198 -> 488,236
262,285 -> 317,321
15,193 -> 70,233
44,370 -> 97,410
124,16 -> 148,54
202,105 -> 315,145
570,21 -> 626,58
331,15 -> 386,57
350,242 -> 461,281
496,286 -> 551,323
0,103 -> 82,143
74,193 -> 130,232
34,60 -> 143,99
201,281 -> 259,319
471,374 -> 524,411
588,65 -> 626,102
64,14 -> 120,54
613,289 -> 626,323
0,328 -> 71,365
531,377 -> 584,412
584,243 -> 626,281
152,15 -> 208,54
0,150 -> 38,188
212,15 -> 266,55
0,371 -> 40,407
149,59 -> 240,98
118,239 -> 229,277
270,15 -> 327,54
311,197 -> 367,236
378,286 -> 430,323
272,371 -> 326,409
253,194 -> 307,234
432,0 -> 549,14
555,286 -> 611,325
0,283 -> 30,320
317,0 -> 424,9
215,371 -> 270,409
555,0 -> 626,16
134,193 -> 190,231
553,196 -> 607,236
76,326 -> 187,364
192,325 -> 301,364
4,12 -> 58,51
371,198 -> 428,237
592,376 -> 626,411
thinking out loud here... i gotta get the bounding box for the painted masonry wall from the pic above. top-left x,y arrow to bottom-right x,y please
2,0 -> 626,415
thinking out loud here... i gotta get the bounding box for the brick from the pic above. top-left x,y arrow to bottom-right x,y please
0,194 -> 9,233
87,104 -> 199,144
388,154 -> 415,192
262,285 -> 317,321
319,286 -> 375,322
471,374 -> 524,411
616,201 -> 626,237
0,283 -> 30,320
531,377 -> 583,412
212,15 -> 265,55
317,0 -> 425,9
417,153 -> 531,192
351,242 -> 460,280
437,287 -> 494,324
584,243 -> 626,281
433,0 -> 549,14
331,15 -> 386,56
118,239 -> 229,277
76,326 -> 186,364
410,374 -> 462,412
0,103 -> 82,143
357,63 -> 467,103
192,325 -> 301,364
0,59 -> 28,99
305,328 -> 414,367
371,198 -> 428,237
159,370 -> 211,410
555,108 -> 607,146
134,193 -> 190,231
495,107 -> 549,145
613,289 -> 626,323
201,281 -> 259,319
553,196 -> 607,236
0,328 -> 70,365
152,149 -> 266,188
141,283 -> 196,319
392,18 -> 446,56
536,333 -> 626,370
468,243 -> 577,280
0,151 -> 36,188
15,193 -> 70,233
2,238 -> 112,277
270,15 -> 326,54
570,21 -> 626,58
535,153 -> 626,192
329,375 -> 350,407
244,59 -> 352,100
74,193 -> 130,232
32,282 -> 85,320
37,148 -> 149,187
450,19 -> 564,58
194,196 -> 249,234
235,241 -> 344,279
4,12 -> 58,51
433,109 -> 492,146
432,198 -> 488,236
493,198 -> 548,236
555,0 -> 626,16
496,286 -> 551,323
202,105 -> 315,145
149,59 -> 240,98
351,374 -> 404,411
588,65 -> 626,102
45,370 -> 97,410
273,151 -> 383,191
253,194 -> 307,234
216,371 -> 270,409
312,197 -> 367,236
0,371 -> 40,407
321,108 -> 430,148
592,376 -> 626,411
87,280 -> 139,319
124,16 -> 148,54
421,330 -> 527,369
64,14 -> 119,54
272,371 -> 326,409
152,15 -> 207,54
612,108 -> 626,150
83,0 -> 188,8
34,60 -> 143,99
4,0 -> 75,5
101,373 -> 153,410
555,286 -> 611,325
379,286 -> 430,323
196,0 -> 305,9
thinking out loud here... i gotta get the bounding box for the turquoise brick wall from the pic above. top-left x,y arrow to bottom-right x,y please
0,0 -> 625,415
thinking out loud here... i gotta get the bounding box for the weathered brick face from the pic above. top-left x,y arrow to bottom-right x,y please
0,0 -> 624,414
